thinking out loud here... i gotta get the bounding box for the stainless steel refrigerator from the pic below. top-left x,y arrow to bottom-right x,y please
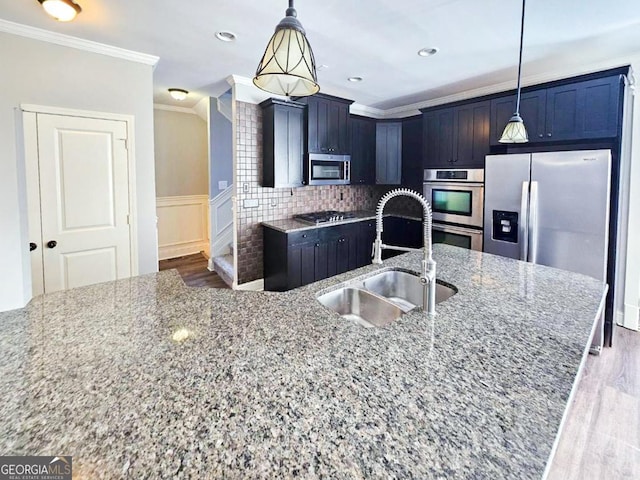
483,150 -> 611,352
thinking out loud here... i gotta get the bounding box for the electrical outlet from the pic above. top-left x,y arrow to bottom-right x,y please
340,192 -> 344,201
218,180 -> 228,190
242,183 -> 249,193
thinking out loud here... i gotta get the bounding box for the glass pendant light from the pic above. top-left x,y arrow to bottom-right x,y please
253,0 -> 320,97
38,0 -> 82,22
499,0 -> 528,143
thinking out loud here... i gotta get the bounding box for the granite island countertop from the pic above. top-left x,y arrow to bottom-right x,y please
0,245 -> 606,479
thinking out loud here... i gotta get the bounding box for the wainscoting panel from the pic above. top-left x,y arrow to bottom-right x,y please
157,195 -> 210,260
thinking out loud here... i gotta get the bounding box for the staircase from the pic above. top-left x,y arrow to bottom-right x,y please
208,89 -> 235,289
212,243 -> 234,288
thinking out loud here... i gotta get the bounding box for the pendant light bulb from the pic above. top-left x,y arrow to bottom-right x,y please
499,0 -> 529,144
38,0 -> 82,22
253,0 -> 320,97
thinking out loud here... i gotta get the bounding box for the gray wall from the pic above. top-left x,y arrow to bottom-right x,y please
154,108 -> 208,197
0,31 -> 157,312
209,94 -> 233,198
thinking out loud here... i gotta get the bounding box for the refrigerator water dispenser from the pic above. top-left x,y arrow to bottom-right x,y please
492,211 -> 518,243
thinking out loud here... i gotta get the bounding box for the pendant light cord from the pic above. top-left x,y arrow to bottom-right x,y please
515,0 -> 526,114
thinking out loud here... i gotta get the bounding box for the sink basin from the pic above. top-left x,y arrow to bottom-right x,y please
360,270 -> 457,312
317,287 -> 403,328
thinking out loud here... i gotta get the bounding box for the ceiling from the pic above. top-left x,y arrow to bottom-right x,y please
1,0 -> 639,110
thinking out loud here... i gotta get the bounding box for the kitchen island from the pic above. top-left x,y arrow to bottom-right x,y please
0,245 -> 606,479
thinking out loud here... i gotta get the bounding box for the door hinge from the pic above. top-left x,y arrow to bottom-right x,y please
119,138 -> 128,150
126,214 -> 131,225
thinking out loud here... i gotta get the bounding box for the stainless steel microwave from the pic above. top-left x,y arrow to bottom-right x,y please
306,153 -> 350,185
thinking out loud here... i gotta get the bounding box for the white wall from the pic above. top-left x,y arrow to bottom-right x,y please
209,93 -> 233,198
623,59 -> 640,330
0,31 -> 158,312
153,108 -> 208,197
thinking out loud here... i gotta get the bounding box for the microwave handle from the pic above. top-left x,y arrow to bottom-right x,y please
344,160 -> 350,182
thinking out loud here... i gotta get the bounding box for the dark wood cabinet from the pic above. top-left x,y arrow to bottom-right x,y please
422,108 -> 454,168
422,100 -> 490,169
402,116 -> 424,192
383,217 -> 422,251
357,219 -> 377,267
376,122 -> 402,184
264,222 -> 361,291
298,94 -> 353,154
490,74 -> 622,144
546,75 -> 621,140
264,216 -> 424,291
490,90 -> 546,144
260,98 -> 305,187
350,115 -> 376,185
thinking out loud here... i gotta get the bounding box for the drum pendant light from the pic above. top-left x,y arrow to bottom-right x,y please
253,0 -> 320,97
499,0 -> 529,143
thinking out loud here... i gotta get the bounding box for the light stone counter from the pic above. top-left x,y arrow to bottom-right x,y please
0,245 -> 606,479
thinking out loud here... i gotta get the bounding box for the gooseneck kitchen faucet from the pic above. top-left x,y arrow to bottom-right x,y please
372,189 -> 437,315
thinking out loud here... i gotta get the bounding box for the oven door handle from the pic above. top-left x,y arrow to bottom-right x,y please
519,181 -> 530,261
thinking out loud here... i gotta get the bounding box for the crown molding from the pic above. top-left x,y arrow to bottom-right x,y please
382,53 -> 640,118
0,19 -> 159,67
227,74 -> 287,105
223,53 -> 640,115
153,104 -> 198,115
349,103 -> 385,119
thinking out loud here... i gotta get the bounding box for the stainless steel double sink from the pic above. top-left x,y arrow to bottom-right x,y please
317,269 -> 457,327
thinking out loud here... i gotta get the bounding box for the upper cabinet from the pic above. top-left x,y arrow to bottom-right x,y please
376,122 -> 402,184
297,94 -> 353,154
260,98 -> 305,188
490,74 -> 622,144
422,100 -> 490,169
401,116 -> 423,192
350,115 -> 376,185
490,91 -> 546,145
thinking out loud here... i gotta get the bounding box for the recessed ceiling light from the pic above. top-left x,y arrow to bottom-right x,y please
348,76 -> 363,82
168,88 -> 189,101
418,47 -> 439,57
215,31 -> 237,42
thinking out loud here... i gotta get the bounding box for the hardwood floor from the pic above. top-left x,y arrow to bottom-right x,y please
548,326 -> 640,479
159,253 -> 230,289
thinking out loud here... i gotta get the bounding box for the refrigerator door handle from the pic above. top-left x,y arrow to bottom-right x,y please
528,181 -> 539,263
519,181 -> 530,261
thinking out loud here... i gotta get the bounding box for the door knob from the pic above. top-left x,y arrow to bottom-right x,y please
47,240 -> 57,249
30,242 -> 37,251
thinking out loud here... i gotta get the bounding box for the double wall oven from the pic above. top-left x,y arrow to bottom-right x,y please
423,168 -> 484,251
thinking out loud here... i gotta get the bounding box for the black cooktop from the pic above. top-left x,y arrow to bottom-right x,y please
294,210 -> 357,225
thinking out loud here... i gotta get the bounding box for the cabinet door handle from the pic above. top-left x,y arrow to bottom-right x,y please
547,133 -> 552,137
538,134 -> 543,138
47,240 -> 57,249
302,234 -> 307,238
30,242 -> 37,251
315,243 -> 320,247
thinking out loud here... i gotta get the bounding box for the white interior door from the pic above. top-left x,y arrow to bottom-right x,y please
36,113 -> 131,292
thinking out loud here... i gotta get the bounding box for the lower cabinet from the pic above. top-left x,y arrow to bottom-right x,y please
382,217 -> 422,258
264,222 -> 362,291
264,217 -> 423,291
